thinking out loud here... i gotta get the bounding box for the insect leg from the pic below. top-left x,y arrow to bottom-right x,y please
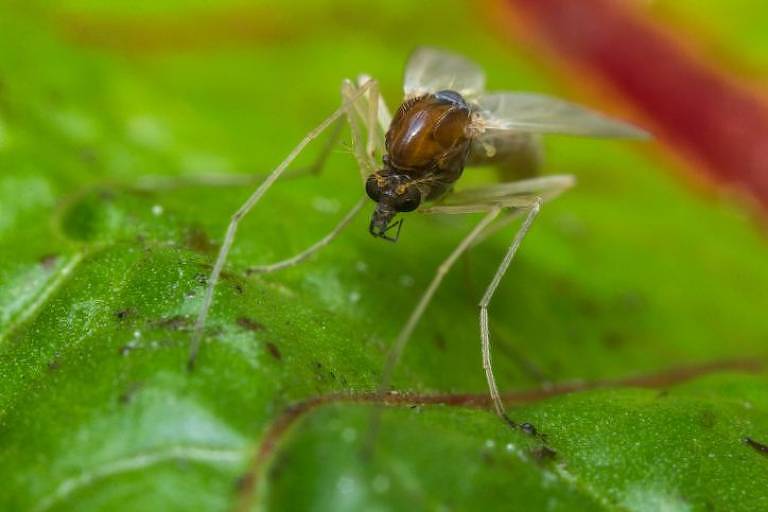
478,197 -> 542,422
364,78 -> 380,159
244,80 -> 391,276
188,80 -> 374,369
245,195 -> 366,275
357,74 -> 392,133
363,207 -> 502,454
463,175 -> 573,246
341,81 -> 376,180
376,208 -> 502,397
342,78 -> 389,179
416,178 -> 567,422
425,175 -> 574,210
292,116 -> 346,178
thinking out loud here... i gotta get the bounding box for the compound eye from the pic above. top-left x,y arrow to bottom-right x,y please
365,174 -> 382,202
394,186 -> 421,212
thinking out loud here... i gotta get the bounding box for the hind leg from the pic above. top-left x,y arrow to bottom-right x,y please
375,175 -> 571,424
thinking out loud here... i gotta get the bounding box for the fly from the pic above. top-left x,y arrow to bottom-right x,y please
189,47 -> 649,426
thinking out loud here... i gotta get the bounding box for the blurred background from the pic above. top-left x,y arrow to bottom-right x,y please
1,1 -> 767,511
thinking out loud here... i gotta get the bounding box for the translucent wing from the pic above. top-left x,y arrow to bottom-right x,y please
404,47 -> 485,100
476,92 -> 649,138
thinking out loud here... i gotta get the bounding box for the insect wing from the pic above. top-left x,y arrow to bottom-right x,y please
476,92 -> 649,138
403,47 -> 486,100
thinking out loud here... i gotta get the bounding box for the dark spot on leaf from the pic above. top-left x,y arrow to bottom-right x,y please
79,147 -> 98,165
268,449 -> 294,483
234,283 -> 244,295
39,253 -> 59,269
115,308 -> 134,320
118,381 -> 143,404
186,225 -> 217,254
601,330 -> 625,349
197,263 -> 238,283
552,278 -> 603,316
265,342 -> 282,361
433,332 -> 447,351
481,451 -> 496,466
47,357 -> 61,371
98,189 -> 115,201
656,389 -> 670,399
154,315 -> 191,330
551,277 -> 574,295
237,317 -> 264,332
60,194 -> 104,241
311,360 -> 338,385
234,473 -> 253,491
221,270 -> 238,282
194,272 -> 208,285
699,409 -> 717,429
744,437 -> 768,457
530,445 -> 557,462
576,295 -> 600,316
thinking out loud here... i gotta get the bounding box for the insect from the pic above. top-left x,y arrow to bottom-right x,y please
189,48 -> 648,426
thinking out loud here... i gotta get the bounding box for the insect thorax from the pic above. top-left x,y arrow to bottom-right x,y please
383,91 -> 472,199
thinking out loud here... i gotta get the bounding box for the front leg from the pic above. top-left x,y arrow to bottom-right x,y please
356,74 -> 391,160
241,80 -> 392,277
342,76 -> 390,179
243,77 -> 393,276
188,80 -> 375,369
245,196 -> 366,275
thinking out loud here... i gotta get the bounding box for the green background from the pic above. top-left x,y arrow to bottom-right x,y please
1,1 -> 767,510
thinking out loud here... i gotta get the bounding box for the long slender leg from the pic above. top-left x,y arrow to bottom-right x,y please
245,81 -> 390,277
357,73 -> 392,134
421,175 -> 573,247
188,81 -> 373,369
341,80 -> 377,179
246,196 -> 366,275
479,198 -> 542,421
343,77 -> 389,179
374,200 -> 541,394
292,116 -> 346,178
363,208 -> 502,453
376,208 -> 502,396
369,174 -> 560,432
468,175 -> 572,246
364,78 -> 380,158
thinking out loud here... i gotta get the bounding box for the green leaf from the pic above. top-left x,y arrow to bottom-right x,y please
1,1 -> 767,511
